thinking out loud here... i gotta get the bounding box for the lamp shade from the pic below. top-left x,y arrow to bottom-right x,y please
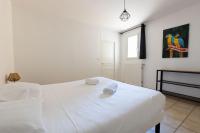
7,73 -> 21,82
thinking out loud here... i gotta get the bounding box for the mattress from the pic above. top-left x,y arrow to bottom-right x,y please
41,77 -> 165,133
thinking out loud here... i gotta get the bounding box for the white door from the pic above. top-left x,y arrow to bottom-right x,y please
120,28 -> 143,86
100,41 -> 115,79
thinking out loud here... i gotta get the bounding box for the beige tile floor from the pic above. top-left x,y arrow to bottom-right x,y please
147,95 -> 200,133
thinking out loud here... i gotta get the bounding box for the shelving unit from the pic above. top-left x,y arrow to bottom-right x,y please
156,70 -> 200,102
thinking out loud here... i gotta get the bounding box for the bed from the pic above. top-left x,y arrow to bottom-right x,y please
0,77 -> 165,133
41,77 -> 165,133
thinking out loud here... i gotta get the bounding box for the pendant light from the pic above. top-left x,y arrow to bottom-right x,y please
120,0 -> 131,22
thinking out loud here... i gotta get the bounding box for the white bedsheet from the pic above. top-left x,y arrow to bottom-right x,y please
41,77 -> 165,133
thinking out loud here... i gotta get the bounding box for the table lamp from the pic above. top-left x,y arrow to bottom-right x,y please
7,73 -> 21,82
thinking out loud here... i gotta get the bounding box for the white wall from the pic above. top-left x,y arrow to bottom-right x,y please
12,0 -> 200,87
144,3 -> 200,89
12,6 -> 119,84
0,0 -> 14,84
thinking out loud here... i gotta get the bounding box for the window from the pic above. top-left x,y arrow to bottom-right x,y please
127,35 -> 138,58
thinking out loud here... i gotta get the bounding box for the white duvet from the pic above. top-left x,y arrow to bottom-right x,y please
41,77 -> 165,133
0,98 -> 46,133
0,82 -> 46,133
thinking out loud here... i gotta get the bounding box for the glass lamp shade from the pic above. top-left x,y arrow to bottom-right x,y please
7,73 -> 21,82
120,9 -> 131,22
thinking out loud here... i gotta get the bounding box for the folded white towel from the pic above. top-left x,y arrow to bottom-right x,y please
85,78 -> 99,85
103,83 -> 118,95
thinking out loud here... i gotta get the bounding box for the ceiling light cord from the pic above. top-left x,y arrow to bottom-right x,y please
124,0 -> 125,10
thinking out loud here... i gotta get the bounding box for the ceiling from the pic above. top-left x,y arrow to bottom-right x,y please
11,0 -> 200,32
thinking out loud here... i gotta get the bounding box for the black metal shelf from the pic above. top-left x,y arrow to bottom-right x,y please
157,80 -> 200,89
156,70 -> 200,102
157,69 -> 200,74
162,90 -> 200,102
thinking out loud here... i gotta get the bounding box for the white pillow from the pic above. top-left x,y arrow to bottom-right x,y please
0,84 -> 28,102
0,82 -> 41,102
0,98 -> 46,133
13,82 -> 42,98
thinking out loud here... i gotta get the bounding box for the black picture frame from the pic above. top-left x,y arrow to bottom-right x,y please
162,24 -> 189,58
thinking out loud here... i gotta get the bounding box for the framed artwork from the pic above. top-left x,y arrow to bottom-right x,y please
162,24 -> 189,58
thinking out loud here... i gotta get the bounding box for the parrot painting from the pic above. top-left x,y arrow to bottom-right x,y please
166,34 -> 185,48
165,34 -> 175,58
165,34 -> 174,47
163,24 -> 189,58
174,35 -> 181,48
175,34 -> 185,48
